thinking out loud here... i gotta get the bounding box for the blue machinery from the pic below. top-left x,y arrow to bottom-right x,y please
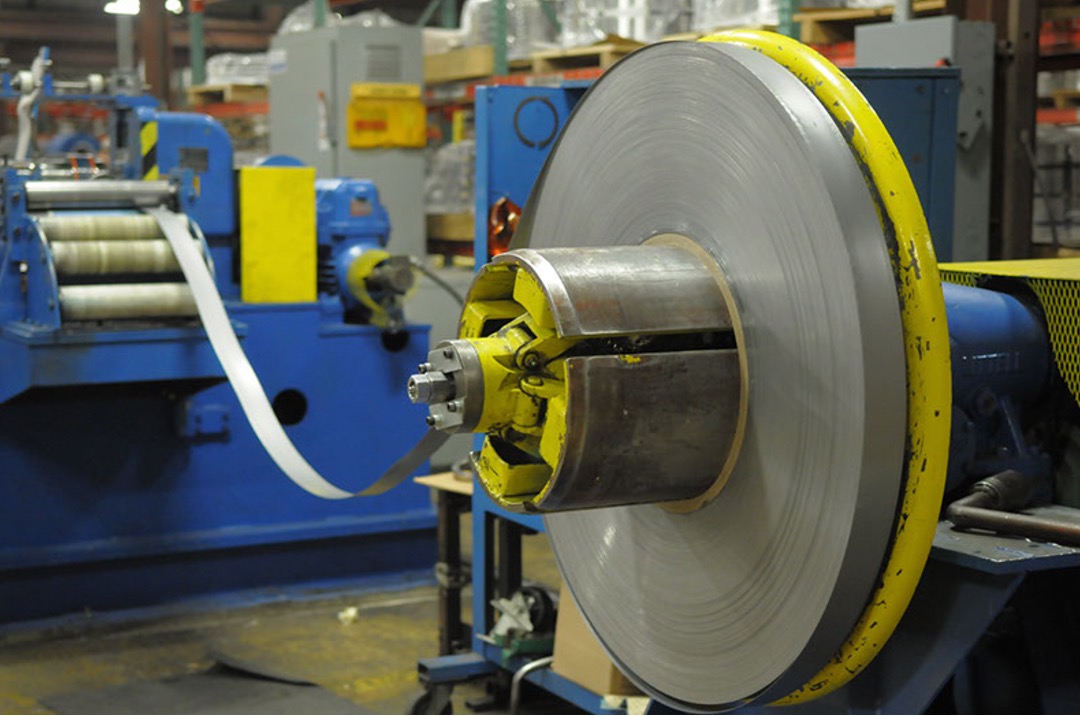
0,84 -> 437,622
413,56 -> 1080,714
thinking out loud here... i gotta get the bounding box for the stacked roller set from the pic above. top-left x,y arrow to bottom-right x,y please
40,210 -> 201,322
408,31 -> 953,710
0,99 -> 440,621
14,180 -> 206,324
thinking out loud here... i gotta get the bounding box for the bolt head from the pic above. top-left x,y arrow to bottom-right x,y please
417,362 -> 429,374
426,415 -> 436,427
442,347 -> 454,359
447,401 -> 458,413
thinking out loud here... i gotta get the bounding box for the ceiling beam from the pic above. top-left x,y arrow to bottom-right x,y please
0,9 -> 275,50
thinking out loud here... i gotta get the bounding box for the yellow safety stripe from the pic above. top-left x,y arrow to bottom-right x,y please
700,31 -> 952,703
140,120 -> 159,181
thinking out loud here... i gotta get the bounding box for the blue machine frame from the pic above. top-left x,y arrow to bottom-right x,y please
416,70 -> 1080,714
0,107 -> 437,624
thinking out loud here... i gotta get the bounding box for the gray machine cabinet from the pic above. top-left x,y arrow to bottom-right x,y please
857,16 -> 996,262
269,25 -> 425,257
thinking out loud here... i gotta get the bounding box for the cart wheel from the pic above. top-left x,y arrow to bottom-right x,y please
410,684 -> 454,715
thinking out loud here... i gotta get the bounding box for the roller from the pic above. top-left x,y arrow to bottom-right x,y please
25,180 -> 175,210
37,214 -> 164,242
59,283 -> 197,321
39,212 -> 204,321
51,240 -> 197,276
405,32 -> 951,711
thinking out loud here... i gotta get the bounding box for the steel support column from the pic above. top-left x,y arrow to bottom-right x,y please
190,0 -> 206,86
138,0 -> 172,105
948,0 -> 1037,259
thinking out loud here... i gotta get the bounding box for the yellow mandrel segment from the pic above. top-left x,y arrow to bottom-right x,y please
456,262 -> 589,509
512,270 -> 557,330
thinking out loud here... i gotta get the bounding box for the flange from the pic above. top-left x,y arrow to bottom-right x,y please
519,39 -> 914,711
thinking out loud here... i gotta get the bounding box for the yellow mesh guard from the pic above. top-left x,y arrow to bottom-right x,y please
944,259 -> 1080,406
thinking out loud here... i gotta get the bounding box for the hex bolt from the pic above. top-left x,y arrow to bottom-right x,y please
447,401 -> 458,413
417,362 -> 430,374
408,370 -> 455,404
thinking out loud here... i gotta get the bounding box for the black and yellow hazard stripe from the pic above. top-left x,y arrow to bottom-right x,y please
140,121 -> 159,180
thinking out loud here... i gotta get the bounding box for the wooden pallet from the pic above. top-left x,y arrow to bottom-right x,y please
794,0 -> 946,44
531,40 -> 643,74
1052,88 -> 1080,108
425,45 -> 533,85
427,212 -> 475,258
662,23 -> 775,42
426,212 -> 473,242
187,83 -> 268,106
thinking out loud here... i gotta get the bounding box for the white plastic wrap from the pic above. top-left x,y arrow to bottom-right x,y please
562,0 -> 691,46
460,0 -> 560,60
424,27 -> 466,55
425,140 -> 476,215
691,0 -> 842,32
205,53 -> 269,86
276,0 -> 342,35
340,9 -> 399,27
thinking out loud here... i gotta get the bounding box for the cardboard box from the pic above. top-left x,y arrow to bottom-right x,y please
552,586 -> 641,697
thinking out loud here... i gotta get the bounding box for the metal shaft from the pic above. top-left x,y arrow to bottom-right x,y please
25,181 -> 175,210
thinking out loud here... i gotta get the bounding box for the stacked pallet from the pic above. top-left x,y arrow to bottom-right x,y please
187,83 -> 269,157
793,1 -> 946,44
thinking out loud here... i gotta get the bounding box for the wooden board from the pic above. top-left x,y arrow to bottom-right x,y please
426,212 -> 474,242
425,45 -> 533,85
1053,88 -> 1080,108
665,23 -> 775,41
426,45 -> 495,84
531,41 -> 643,74
794,0 -> 946,44
415,471 -> 474,495
187,83 -> 267,106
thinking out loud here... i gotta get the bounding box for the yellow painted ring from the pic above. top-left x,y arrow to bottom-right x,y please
345,247 -> 392,327
698,31 -> 952,702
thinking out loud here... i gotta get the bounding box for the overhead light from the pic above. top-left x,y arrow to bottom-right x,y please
104,0 -> 139,14
103,0 -> 184,14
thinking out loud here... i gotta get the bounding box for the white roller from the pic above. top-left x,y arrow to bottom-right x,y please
59,283 -> 196,321
52,239 -> 193,276
37,214 -> 164,242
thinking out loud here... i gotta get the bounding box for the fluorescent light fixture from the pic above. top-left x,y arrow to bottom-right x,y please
104,0 -> 139,13
103,0 -> 184,14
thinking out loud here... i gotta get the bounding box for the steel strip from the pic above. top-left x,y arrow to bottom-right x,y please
147,207 -> 446,500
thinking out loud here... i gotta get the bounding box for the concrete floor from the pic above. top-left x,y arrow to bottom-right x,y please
0,520 -> 568,715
